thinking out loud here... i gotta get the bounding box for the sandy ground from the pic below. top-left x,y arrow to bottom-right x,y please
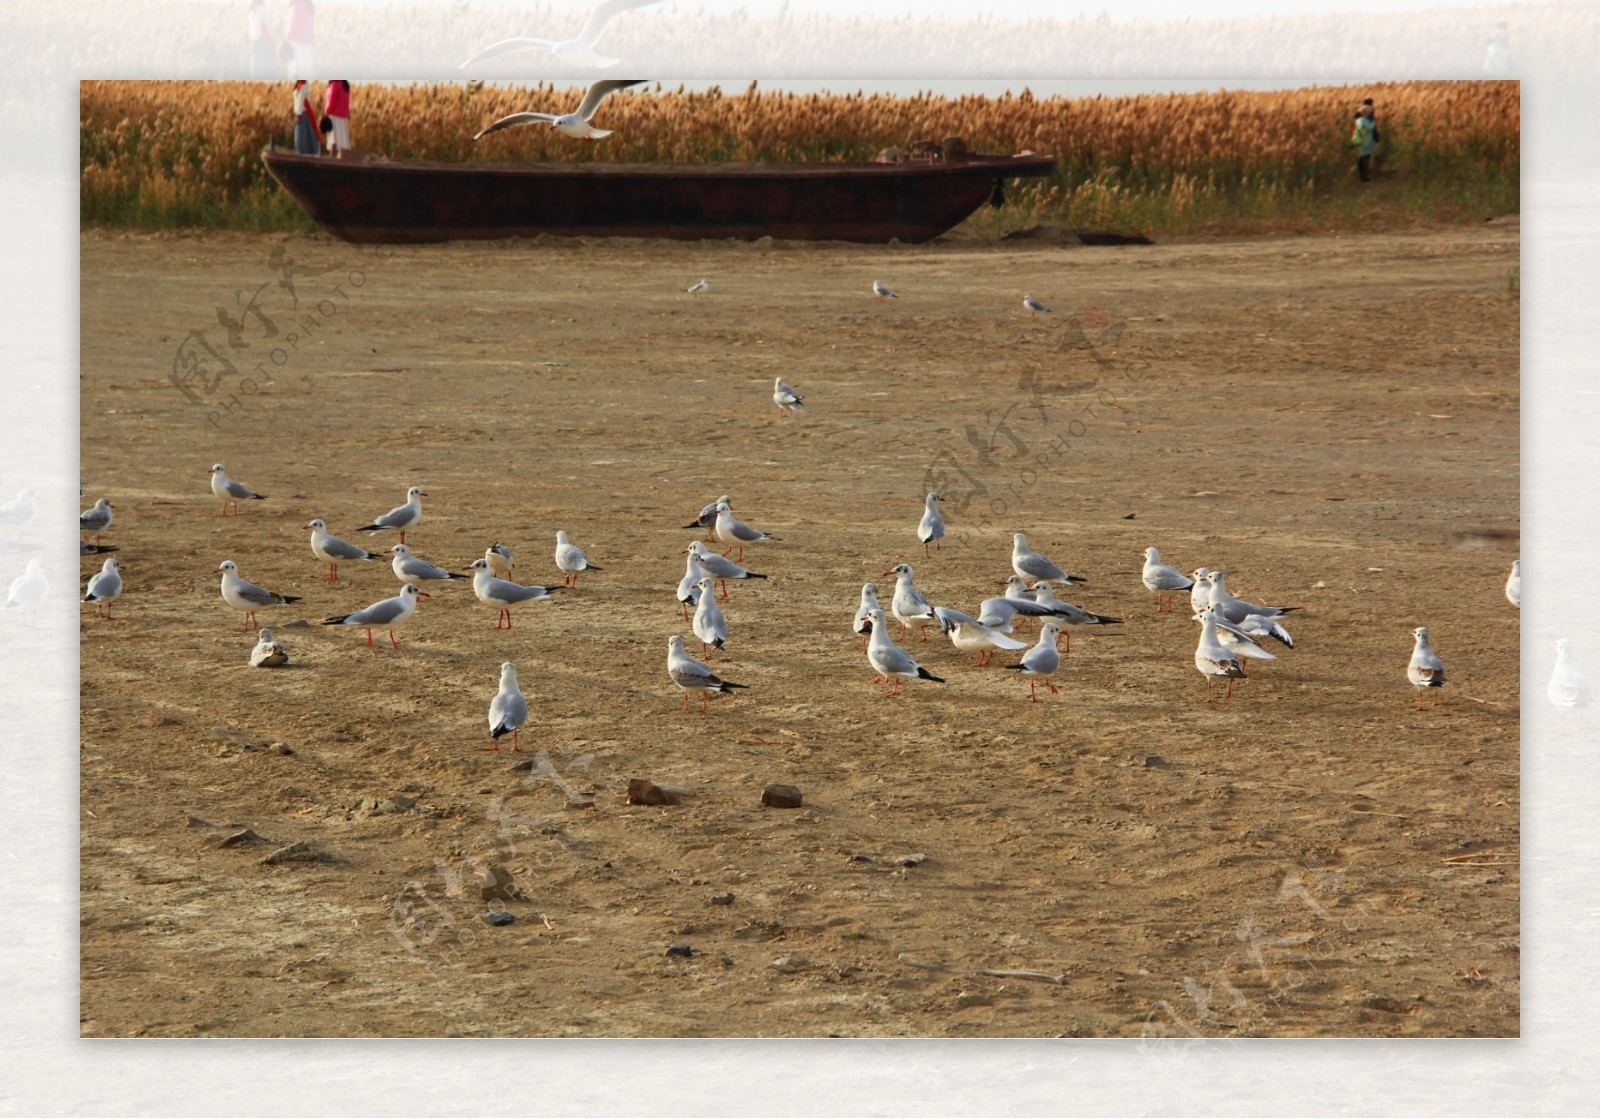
78,222 -> 1519,1037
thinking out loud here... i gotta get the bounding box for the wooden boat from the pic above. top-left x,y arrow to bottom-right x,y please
261,142 -> 1057,245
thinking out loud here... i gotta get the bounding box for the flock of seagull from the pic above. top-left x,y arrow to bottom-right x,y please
68,434 -> 1542,752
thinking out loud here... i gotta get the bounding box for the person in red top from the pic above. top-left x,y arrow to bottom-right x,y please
247,0 -> 281,79
292,79 -> 320,155
324,80 -> 352,157
284,0 -> 315,79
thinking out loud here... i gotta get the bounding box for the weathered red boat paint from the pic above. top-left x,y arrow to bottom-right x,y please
261,146 -> 1057,244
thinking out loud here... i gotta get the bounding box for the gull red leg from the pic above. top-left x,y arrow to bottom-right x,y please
1046,678 -> 1058,695
1029,678 -> 1038,702
717,579 -> 729,601
365,628 -> 375,647
511,730 -> 520,753
389,629 -> 399,649
886,676 -> 901,697
699,692 -> 709,713
682,692 -> 691,711
399,530 -> 407,545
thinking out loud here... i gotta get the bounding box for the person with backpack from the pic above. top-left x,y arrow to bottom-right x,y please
1352,99 -> 1380,182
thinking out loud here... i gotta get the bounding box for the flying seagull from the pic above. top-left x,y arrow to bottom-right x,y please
460,0 -> 664,69
474,79 -> 647,142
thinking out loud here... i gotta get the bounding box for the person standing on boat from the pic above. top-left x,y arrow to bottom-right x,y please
284,0 -> 315,79
292,79 -> 321,155
247,0 -> 281,79
323,80 -> 352,157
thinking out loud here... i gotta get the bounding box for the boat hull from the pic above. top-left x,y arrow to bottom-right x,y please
261,148 -> 1057,244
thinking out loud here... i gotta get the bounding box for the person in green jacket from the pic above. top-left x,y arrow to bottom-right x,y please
1352,100 -> 1379,182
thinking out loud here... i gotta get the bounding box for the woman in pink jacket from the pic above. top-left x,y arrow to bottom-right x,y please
324,80 -> 352,157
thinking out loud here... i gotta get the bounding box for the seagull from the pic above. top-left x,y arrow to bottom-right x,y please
1407,626 -> 1446,708
883,562 -> 937,642
933,606 -> 1027,666
216,559 -> 300,630
473,79 -> 647,142
1549,639 -> 1590,709
323,583 -> 427,649
1004,622 -> 1063,700
356,486 -> 426,544
387,543 -> 464,586
1025,581 -> 1121,652
460,0 -> 663,69
681,544 -> 768,605
554,530 -> 602,587
1505,560 -> 1520,608
683,495 -> 731,541
976,578 -> 1057,634
0,488 -> 38,529
80,498 -> 114,545
465,557 -> 561,629
684,541 -> 767,599
713,501 -> 776,563
80,541 -> 118,556
305,519 -> 379,582
676,551 -> 709,619
692,576 -> 728,656
249,627 -> 290,667
1141,547 -> 1193,613
248,630 -> 289,665
1189,568 -> 1215,616
1206,571 -> 1298,624
1196,606 -> 1247,702
852,582 -> 884,648
1012,533 -> 1086,585
1196,603 -> 1277,663
685,278 -> 709,298
487,662 -> 530,752
773,377 -> 805,418
487,542 -> 515,579
864,608 -> 943,695
209,464 -> 265,516
918,492 -> 945,556
83,556 -> 122,619
1023,294 -> 1051,319
667,634 -> 747,712
1231,611 -> 1294,649
873,281 -> 898,300
4,558 -> 47,611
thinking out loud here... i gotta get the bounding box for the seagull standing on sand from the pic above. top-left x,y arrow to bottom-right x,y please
487,542 -> 515,579
692,576 -> 728,656
356,486 -> 426,544
554,531 -> 601,587
305,519 -> 379,582
1012,533 -> 1086,585
1506,560 -> 1520,608
80,498 -> 114,545
676,551 -> 709,618
250,628 -> 289,667
217,559 -> 300,630
685,279 -> 710,297
864,608 -> 943,696
683,495 -> 730,541
873,281 -> 898,300
460,0 -> 663,69
83,557 -> 122,619
1004,622 -> 1063,701
884,562 -> 938,642
323,583 -> 427,649
209,465 -> 265,516
465,556 -> 561,629
486,662 -> 530,752
1141,547 -> 1193,612
1025,581 -> 1121,652
1407,626 -> 1446,707
713,501 -> 776,563
1196,603 -> 1277,664
854,582 -> 881,647
1189,568 -> 1214,615
667,634 -> 747,712
1549,639 -> 1590,709
683,541 -> 767,600
473,79 -> 647,142
1206,571 -> 1298,623
1195,606 -> 1247,702
933,606 -> 1027,666
1023,294 -> 1051,319
387,543 -> 464,586
918,492 -> 945,556
773,378 -> 805,418
4,558 -> 47,612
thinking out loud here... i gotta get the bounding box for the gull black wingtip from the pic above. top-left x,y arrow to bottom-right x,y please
918,667 -> 945,683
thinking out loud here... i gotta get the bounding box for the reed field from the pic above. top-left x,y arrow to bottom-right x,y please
79,80 -> 1518,236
